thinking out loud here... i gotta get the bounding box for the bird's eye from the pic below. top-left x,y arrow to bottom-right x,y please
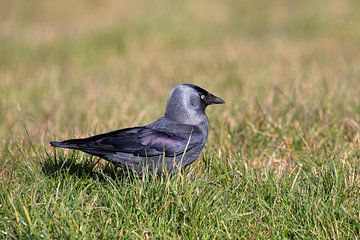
200,94 -> 205,100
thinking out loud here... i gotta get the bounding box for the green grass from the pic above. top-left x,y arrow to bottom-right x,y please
1,151 -> 358,239
1,0 -> 359,239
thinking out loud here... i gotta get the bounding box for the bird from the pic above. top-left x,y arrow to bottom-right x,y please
50,84 -> 225,175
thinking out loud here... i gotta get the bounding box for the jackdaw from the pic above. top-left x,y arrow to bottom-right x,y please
50,84 -> 225,175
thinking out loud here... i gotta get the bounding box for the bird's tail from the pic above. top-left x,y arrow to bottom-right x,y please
49,139 -> 83,149
49,141 -> 63,147
50,139 -> 106,158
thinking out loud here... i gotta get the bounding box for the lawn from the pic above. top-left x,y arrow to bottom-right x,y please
0,0 -> 359,238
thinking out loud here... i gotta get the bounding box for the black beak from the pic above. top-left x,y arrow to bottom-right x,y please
205,93 -> 225,105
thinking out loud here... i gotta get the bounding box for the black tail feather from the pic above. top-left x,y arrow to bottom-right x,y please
49,139 -> 107,158
50,140 -> 79,148
50,141 -> 64,147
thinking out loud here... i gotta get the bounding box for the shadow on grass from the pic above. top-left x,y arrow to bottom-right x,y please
41,150 -> 137,182
41,150 -> 192,184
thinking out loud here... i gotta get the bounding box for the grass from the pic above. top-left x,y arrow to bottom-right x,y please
0,0 -> 359,238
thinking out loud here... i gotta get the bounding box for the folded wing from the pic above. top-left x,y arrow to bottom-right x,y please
51,125 -> 200,158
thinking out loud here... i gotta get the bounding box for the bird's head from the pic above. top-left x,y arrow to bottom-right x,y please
164,84 -> 225,125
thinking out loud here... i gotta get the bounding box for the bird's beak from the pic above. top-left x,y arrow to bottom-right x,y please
206,93 -> 225,105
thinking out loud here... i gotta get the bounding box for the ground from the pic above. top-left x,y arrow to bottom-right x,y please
0,0 -> 359,238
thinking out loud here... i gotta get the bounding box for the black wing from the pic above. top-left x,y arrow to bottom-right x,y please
50,125 -> 201,157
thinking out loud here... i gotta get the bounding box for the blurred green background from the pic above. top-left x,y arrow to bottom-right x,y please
1,0 -> 359,166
